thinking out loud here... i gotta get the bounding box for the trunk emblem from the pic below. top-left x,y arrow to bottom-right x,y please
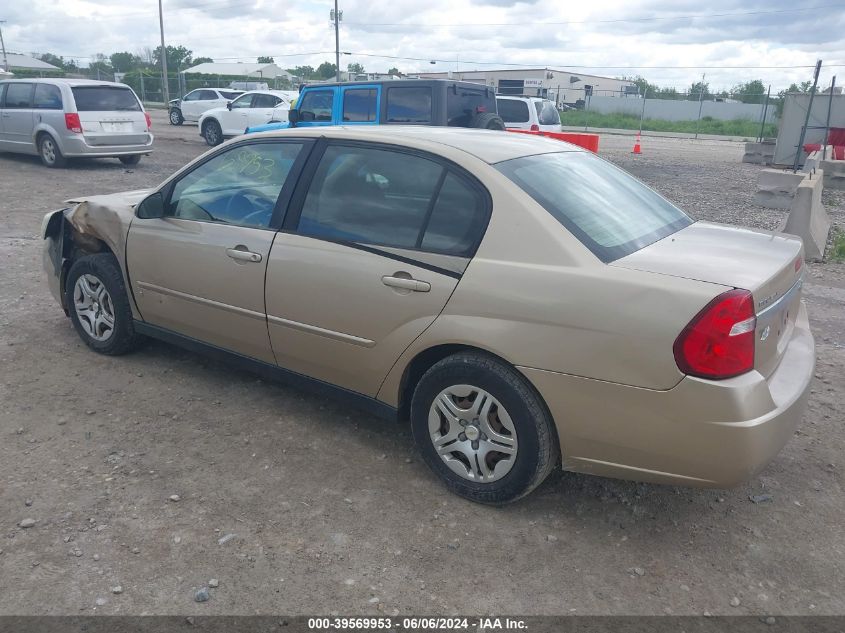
760,326 -> 771,341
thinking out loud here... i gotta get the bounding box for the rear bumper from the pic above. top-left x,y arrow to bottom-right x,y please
61,134 -> 154,157
520,302 -> 815,487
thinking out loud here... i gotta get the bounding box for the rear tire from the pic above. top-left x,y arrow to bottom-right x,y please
470,112 -> 506,131
119,155 -> 141,166
410,352 -> 559,504
65,253 -> 140,356
169,108 -> 184,125
202,119 -> 223,146
38,133 -> 67,168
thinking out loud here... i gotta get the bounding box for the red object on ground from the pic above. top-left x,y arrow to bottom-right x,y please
505,129 -> 600,153
632,131 -> 642,155
834,146 -> 845,160
827,127 -> 845,146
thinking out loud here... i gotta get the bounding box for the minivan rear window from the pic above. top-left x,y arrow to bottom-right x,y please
71,86 -> 141,112
496,99 -> 530,123
496,151 -> 692,262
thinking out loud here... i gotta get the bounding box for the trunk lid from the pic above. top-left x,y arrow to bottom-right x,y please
612,221 -> 805,378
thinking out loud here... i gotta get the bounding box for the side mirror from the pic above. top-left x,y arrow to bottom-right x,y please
226,101 -> 233,110
288,108 -> 300,126
136,192 -> 165,219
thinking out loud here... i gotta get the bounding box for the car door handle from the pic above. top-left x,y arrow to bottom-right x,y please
226,247 -> 262,263
382,275 -> 431,292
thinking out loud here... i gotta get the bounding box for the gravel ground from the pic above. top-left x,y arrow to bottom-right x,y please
0,112 -> 843,616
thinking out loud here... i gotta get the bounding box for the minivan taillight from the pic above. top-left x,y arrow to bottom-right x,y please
530,124 -> 540,132
673,289 -> 756,380
144,112 -> 152,130
65,113 -> 82,134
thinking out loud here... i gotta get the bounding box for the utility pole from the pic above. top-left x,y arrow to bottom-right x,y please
0,21 -> 9,72
158,0 -> 170,105
332,0 -> 341,82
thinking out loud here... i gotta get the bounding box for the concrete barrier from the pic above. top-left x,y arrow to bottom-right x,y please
803,150 -> 824,173
742,140 -> 775,165
780,170 -> 831,261
753,169 -> 806,209
820,158 -> 845,190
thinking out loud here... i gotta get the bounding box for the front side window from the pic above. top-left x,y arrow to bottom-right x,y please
167,142 -> 304,228
4,83 -> 33,108
535,100 -> 560,125
496,99 -> 530,123
229,94 -> 254,109
253,94 -> 281,108
386,87 -> 431,123
496,151 -> 692,262
342,89 -> 377,122
297,145 -> 487,256
71,86 -> 140,111
33,84 -> 63,109
298,90 -> 334,121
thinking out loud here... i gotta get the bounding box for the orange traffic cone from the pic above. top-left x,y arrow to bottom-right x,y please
632,131 -> 642,154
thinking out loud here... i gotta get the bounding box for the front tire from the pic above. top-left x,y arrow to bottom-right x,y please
169,108 -> 184,125
65,254 -> 140,356
202,119 -> 223,146
119,154 -> 141,166
38,133 -> 67,168
410,352 -> 559,504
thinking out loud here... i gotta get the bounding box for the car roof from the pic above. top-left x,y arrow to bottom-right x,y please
239,89 -> 294,97
0,78 -> 132,88
246,126 -> 583,164
300,78 -> 494,91
497,95 -> 550,102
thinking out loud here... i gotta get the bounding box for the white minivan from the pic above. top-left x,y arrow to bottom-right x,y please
0,78 -> 153,168
496,96 -> 562,133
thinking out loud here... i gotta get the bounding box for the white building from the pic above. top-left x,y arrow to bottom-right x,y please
182,62 -> 292,81
3,53 -> 61,74
415,67 -> 637,106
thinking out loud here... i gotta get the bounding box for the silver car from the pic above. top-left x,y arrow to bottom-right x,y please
0,78 -> 153,168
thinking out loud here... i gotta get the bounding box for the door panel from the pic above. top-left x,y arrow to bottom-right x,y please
265,234 -> 459,395
0,83 -> 35,150
127,220 -> 276,362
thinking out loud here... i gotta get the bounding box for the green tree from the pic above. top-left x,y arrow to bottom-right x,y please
191,56 -> 214,66
317,61 -> 337,79
347,62 -> 365,75
731,79 -> 766,104
153,45 -> 193,71
38,53 -> 66,69
109,51 -> 140,73
257,56 -> 274,64
688,80 -> 710,101
89,53 -> 113,77
623,75 -> 659,97
288,65 -> 315,80
388,66 -> 401,76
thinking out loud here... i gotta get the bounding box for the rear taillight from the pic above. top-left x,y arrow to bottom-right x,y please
65,113 -> 82,134
144,112 -> 152,130
794,256 -> 803,272
673,289 -> 756,380
530,124 -> 540,131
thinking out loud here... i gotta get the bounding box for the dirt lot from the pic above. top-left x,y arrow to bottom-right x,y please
1,112 -> 843,616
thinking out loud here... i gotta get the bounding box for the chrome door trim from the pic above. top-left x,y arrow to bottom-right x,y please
266,314 -> 376,348
136,281 -> 266,322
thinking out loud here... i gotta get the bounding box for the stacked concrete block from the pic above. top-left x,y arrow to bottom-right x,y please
754,169 -> 806,209
742,140 -> 776,165
820,158 -> 845,190
780,170 -> 831,261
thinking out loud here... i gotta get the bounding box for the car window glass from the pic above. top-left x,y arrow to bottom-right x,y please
536,101 -> 560,125
199,90 -> 218,100
167,142 -> 304,229
182,91 -> 200,101
447,87 -> 494,127
298,145 -> 444,249
342,89 -> 377,122
420,172 -> 486,256
252,93 -> 279,108
230,94 -> 254,109
5,83 -> 33,108
496,99 -> 530,123
0,84 -> 7,107
386,87 -> 431,123
219,90 -> 241,100
71,86 -> 140,111
33,84 -> 63,110
298,90 -> 333,121
496,151 -> 692,262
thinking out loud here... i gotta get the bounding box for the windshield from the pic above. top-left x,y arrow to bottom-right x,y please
71,86 -> 141,111
496,151 -> 692,262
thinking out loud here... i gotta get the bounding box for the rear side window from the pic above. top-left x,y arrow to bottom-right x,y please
496,99 -> 530,123
4,83 -> 33,108
33,84 -> 63,109
198,90 -> 218,100
297,145 -> 486,256
535,101 -> 560,125
386,87 -> 431,123
71,86 -> 140,111
298,90 -> 334,121
252,94 -> 281,108
446,86 -> 495,127
496,152 -> 692,262
343,89 -> 377,122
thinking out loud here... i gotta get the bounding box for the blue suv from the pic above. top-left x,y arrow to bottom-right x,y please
245,79 -> 505,134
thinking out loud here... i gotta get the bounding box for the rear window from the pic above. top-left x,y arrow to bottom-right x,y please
446,85 -> 495,127
71,86 -> 140,112
496,152 -> 692,262
496,99 -> 530,123
386,87 -> 431,123
535,101 -> 560,125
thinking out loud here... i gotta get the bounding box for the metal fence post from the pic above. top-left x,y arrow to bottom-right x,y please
793,59 -> 822,172
639,89 -> 647,134
694,73 -> 705,140
823,76 -> 837,160
140,72 -> 145,103
758,85 -> 771,142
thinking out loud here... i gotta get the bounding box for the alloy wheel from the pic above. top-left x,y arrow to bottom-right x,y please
73,274 -> 115,342
41,138 -> 56,165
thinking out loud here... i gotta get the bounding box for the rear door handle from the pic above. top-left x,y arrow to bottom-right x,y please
226,247 -> 262,263
382,275 -> 431,292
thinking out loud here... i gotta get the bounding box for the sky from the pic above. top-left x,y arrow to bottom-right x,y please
2,0 -> 844,91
